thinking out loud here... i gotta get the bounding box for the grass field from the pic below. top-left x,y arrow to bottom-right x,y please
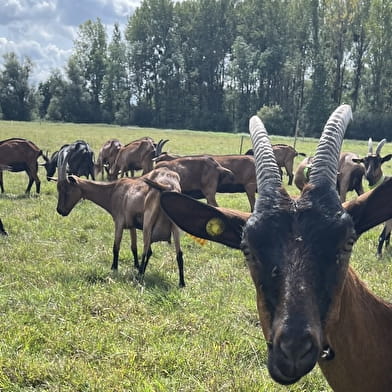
0,121 -> 391,391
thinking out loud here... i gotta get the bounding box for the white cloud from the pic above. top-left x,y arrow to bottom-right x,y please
0,0 -> 139,84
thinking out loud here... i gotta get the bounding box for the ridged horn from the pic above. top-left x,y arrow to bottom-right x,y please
368,138 -> 373,155
57,149 -> 70,182
375,139 -> 387,156
249,115 -> 282,192
309,105 -> 352,188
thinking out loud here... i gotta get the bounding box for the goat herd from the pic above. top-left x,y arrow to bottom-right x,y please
1,105 -> 392,391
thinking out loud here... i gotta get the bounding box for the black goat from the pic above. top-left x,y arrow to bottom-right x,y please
44,140 -> 95,180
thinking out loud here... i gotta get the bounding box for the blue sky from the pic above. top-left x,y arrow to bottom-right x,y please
0,0 -> 140,85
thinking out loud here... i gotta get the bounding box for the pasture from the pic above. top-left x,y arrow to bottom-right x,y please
0,120 -> 391,391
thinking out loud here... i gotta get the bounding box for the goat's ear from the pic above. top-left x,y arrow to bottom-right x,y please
68,175 -> 77,184
382,154 -> 392,163
351,158 -> 364,163
344,177 -> 392,235
160,192 -> 248,249
47,176 -> 57,182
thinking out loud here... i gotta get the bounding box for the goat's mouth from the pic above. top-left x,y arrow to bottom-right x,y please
56,207 -> 70,217
267,338 -> 320,385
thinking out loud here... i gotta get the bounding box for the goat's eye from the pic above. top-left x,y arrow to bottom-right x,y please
342,238 -> 355,253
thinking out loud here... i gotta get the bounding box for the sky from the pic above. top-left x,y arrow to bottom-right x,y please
0,0 -> 140,85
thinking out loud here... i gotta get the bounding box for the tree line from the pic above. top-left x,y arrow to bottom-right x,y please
1,0 -> 392,139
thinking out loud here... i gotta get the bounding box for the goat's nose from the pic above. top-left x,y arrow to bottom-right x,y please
271,331 -> 319,382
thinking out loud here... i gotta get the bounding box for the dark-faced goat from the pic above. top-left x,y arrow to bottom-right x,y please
44,140 -> 95,180
0,138 -> 48,194
55,162 -> 186,286
160,106 -> 392,392
352,138 -> 392,257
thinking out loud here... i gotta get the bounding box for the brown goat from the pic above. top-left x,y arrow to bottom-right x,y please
247,144 -> 306,185
294,153 -> 365,202
0,137 -> 48,193
160,106 -> 392,391
108,137 -> 168,180
95,138 -> 122,180
155,155 -> 234,207
352,138 -> 392,256
156,153 -> 256,211
55,166 -> 186,286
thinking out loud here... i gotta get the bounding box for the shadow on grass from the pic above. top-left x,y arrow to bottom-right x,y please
0,193 -> 39,200
83,265 -> 174,292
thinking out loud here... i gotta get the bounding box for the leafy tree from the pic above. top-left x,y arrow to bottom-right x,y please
0,52 -> 35,121
71,18 -> 108,122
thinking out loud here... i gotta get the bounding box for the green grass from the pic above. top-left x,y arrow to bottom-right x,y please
0,121 -> 391,391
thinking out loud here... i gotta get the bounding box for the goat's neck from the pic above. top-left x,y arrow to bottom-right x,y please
319,267 -> 392,392
78,179 -> 116,214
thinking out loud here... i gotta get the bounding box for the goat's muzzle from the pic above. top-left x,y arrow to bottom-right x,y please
267,328 -> 320,385
56,207 -> 70,217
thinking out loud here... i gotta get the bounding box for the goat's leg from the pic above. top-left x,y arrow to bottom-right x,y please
138,247 -> 153,276
244,183 -> 256,212
0,171 -> 4,193
377,226 -> 387,257
173,228 -> 185,287
112,226 -> 123,270
130,228 -> 139,269
26,165 -> 41,193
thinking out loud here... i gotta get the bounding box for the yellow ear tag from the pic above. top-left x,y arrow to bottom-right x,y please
206,218 -> 224,236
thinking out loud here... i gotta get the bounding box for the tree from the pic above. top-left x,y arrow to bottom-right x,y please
71,18 -> 108,122
0,52 -> 35,121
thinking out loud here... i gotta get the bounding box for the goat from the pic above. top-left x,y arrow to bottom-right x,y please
156,153 -> 257,211
44,140 -> 95,180
0,137 -> 48,194
160,106 -> 392,392
0,218 -> 8,236
95,138 -> 122,180
378,219 -> 392,257
155,155 -> 234,207
55,158 -> 186,286
352,138 -> 392,257
108,137 -> 168,180
294,153 -> 365,202
246,144 -> 306,185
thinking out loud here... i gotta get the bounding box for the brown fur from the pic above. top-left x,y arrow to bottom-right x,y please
160,177 -> 392,391
0,137 -> 48,194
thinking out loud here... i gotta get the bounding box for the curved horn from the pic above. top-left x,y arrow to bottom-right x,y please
57,149 -> 70,182
368,138 -> 373,155
155,139 -> 169,157
309,104 -> 352,188
375,139 -> 387,156
249,115 -> 282,191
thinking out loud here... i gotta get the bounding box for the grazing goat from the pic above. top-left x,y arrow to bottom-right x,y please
155,155 -> 234,207
294,153 -> 365,202
351,138 -> 392,257
108,137 -> 168,180
0,218 -> 8,235
55,160 -> 186,286
160,105 -> 392,392
44,140 -> 95,180
156,153 -> 257,211
0,137 -> 48,194
95,138 -> 122,180
246,144 -> 306,185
